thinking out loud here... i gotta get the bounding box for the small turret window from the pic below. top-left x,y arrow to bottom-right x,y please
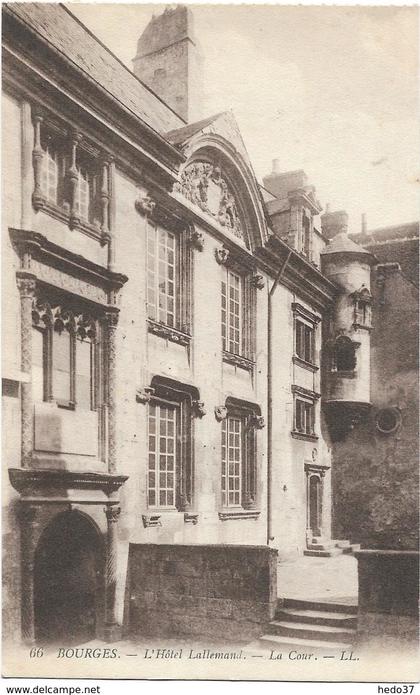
334,336 -> 357,372
352,286 -> 372,329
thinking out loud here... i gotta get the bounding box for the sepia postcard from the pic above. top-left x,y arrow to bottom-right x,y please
2,1 -> 419,684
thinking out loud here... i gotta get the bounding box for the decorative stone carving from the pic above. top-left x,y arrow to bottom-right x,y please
135,192 -> 156,216
214,405 -> 228,422
251,273 -> 265,290
175,162 -> 244,241
142,514 -> 162,528
135,386 -> 155,404
184,512 -> 199,525
192,400 -> 206,418
147,319 -> 191,346
215,246 -> 230,265
104,505 -> 121,523
250,414 -> 265,430
188,226 -> 204,251
222,350 -> 254,372
32,299 -> 97,341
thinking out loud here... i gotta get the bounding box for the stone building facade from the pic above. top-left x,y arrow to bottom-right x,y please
2,3 -> 417,648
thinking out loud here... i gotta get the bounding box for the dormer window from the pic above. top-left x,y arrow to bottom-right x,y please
352,286 -> 372,329
301,210 -> 311,258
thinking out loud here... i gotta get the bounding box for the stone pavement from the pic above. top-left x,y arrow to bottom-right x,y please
277,552 -> 358,603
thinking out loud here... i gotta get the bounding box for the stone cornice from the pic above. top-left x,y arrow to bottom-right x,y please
9,467 -> 128,496
10,228 -> 128,294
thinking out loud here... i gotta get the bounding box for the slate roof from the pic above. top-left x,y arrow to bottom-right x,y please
4,3 -> 184,134
321,232 -> 374,259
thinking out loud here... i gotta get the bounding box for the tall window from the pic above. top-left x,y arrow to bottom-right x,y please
40,133 -> 68,208
302,211 -> 311,258
295,319 -> 314,363
295,398 -> 315,436
147,222 -> 178,328
221,268 -> 242,355
145,377 -> 197,511
334,336 -> 357,372
31,300 -> 99,410
147,403 -> 177,508
221,416 -> 243,507
75,153 -> 102,226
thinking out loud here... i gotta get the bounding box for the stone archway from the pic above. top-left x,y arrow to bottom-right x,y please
34,510 -> 105,645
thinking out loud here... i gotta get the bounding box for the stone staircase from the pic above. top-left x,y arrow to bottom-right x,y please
255,598 -> 358,653
304,538 -> 361,558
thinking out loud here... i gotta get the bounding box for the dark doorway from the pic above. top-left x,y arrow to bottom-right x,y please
308,475 -> 322,537
34,511 -> 104,645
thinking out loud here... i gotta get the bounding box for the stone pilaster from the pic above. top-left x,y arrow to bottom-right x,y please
105,309 -> 119,474
16,272 -> 37,467
31,110 -> 44,211
18,504 -> 38,644
68,131 -> 82,229
103,505 -> 121,642
21,101 -> 33,228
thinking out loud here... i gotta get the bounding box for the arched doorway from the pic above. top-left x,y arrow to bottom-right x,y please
308,475 -> 322,538
34,510 -> 104,645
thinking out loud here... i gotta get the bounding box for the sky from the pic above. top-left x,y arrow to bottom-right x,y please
68,3 -> 419,232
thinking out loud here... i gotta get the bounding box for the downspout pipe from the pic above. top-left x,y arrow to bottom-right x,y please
267,249 -> 292,545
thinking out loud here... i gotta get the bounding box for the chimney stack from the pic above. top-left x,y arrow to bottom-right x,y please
321,209 -> 349,240
361,213 -> 367,235
132,5 -> 204,123
263,168 -> 307,200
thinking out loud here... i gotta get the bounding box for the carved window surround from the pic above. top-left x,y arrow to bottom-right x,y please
218,396 -> 263,511
147,319 -> 191,347
218,509 -> 261,521
31,110 -> 112,246
292,302 -> 321,326
184,512 -> 199,525
222,350 -> 255,372
139,376 -> 202,512
142,514 -> 162,528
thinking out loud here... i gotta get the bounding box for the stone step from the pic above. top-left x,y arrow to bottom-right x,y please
282,598 -> 358,615
276,607 -> 357,628
256,633 -> 353,652
304,547 -> 343,557
267,619 -> 356,643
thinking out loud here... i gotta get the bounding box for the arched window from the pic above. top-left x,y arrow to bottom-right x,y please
334,336 -> 357,372
352,286 -> 372,329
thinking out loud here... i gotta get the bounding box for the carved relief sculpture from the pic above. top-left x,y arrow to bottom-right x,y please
175,162 -> 244,241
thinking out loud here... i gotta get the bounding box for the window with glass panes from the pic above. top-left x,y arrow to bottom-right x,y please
147,403 -> 177,507
40,138 -> 67,207
295,398 -> 315,435
221,269 -> 242,355
221,415 -> 243,507
147,222 -> 178,328
295,319 -> 314,363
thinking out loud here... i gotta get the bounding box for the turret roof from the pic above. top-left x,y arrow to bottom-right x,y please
321,232 -> 375,262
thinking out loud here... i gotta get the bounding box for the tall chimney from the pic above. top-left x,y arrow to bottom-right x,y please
361,213 -> 367,235
132,5 -> 204,123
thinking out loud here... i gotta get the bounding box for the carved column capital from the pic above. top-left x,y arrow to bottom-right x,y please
104,308 -> 120,329
104,506 -> 121,523
215,246 -> 230,265
16,272 -> 37,298
214,405 -> 228,422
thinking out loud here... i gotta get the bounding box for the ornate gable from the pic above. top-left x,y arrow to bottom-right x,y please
174,162 -> 244,242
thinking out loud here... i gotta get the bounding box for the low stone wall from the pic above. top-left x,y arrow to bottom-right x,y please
355,549 -> 419,647
127,543 -> 278,642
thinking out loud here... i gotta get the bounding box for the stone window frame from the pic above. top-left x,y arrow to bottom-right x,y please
32,108 -> 111,244
331,335 -> 359,376
351,286 -> 372,331
217,245 -> 260,372
217,396 -> 263,517
31,288 -> 108,461
291,385 -> 320,442
145,216 -> 193,347
144,376 -> 202,513
292,303 -> 320,373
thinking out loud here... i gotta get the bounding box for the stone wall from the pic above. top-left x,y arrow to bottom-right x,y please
355,550 -> 419,646
127,543 -> 277,642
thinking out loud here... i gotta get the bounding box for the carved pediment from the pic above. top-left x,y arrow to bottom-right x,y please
174,162 -> 245,243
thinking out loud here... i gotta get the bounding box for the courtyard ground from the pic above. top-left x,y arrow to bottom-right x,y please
277,553 -> 358,604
